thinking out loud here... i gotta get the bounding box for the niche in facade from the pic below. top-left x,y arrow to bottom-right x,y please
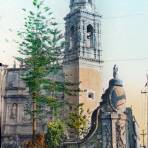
10,103 -> 18,120
87,24 -> 94,48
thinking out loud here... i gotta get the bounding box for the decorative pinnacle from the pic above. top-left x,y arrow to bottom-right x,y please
70,0 -> 95,10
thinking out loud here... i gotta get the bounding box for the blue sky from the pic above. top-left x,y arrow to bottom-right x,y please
0,0 -> 148,129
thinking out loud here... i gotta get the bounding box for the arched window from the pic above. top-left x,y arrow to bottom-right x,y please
70,26 -> 75,49
87,24 -> 94,48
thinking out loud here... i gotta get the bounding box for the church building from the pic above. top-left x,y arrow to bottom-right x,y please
1,0 -> 140,147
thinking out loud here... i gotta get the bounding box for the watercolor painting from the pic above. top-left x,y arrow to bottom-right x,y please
0,0 -> 148,147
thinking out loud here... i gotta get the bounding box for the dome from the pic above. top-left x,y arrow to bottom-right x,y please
110,85 -> 126,111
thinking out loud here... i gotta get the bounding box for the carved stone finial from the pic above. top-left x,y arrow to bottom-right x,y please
13,60 -> 16,69
113,65 -> 118,79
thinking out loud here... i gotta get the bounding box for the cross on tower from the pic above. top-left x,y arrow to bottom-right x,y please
141,73 -> 148,148
140,130 -> 147,148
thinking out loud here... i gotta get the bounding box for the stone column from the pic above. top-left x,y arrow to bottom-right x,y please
115,113 -> 127,148
101,113 -> 112,148
79,18 -> 84,57
111,113 -> 118,148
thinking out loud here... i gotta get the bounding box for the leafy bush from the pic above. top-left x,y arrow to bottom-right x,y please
45,120 -> 65,148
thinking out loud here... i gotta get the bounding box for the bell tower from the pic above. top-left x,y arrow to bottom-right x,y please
64,0 -> 103,115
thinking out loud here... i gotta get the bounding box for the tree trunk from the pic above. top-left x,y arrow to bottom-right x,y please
32,99 -> 37,145
77,136 -> 80,148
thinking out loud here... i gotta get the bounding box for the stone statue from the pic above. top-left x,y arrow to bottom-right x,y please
113,65 -> 118,79
10,103 -> 17,120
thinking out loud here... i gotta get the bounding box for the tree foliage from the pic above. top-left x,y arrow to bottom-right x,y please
45,120 -> 65,148
16,0 -> 65,120
67,103 -> 90,140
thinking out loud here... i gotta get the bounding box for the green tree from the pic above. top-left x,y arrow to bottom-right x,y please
67,103 -> 90,147
16,0 -> 65,144
46,120 -> 65,148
